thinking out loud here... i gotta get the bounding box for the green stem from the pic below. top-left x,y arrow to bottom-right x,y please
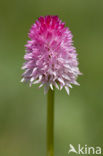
47,88 -> 55,156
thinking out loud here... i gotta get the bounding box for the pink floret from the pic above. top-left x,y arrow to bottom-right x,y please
21,15 -> 81,94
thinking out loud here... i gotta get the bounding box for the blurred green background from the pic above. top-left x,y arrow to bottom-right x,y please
0,0 -> 103,155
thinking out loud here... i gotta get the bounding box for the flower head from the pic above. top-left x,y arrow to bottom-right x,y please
21,15 -> 81,94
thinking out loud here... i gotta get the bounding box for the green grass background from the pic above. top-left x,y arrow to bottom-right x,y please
0,0 -> 103,155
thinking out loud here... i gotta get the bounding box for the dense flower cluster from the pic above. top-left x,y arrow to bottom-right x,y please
21,15 -> 81,94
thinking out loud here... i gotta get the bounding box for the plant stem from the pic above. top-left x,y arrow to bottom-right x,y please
47,88 -> 54,156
